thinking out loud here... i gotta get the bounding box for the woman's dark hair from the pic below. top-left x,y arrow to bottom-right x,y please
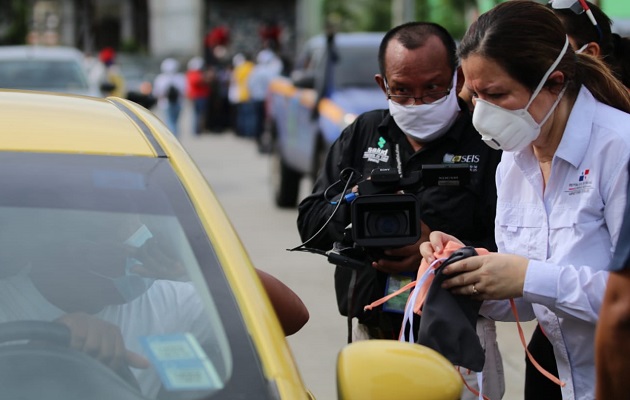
378,21 -> 457,77
549,0 -> 630,88
459,0 -> 630,113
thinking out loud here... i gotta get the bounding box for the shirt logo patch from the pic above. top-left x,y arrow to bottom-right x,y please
378,137 -> 386,149
566,169 -> 593,195
363,147 -> 390,163
443,153 -> 480,172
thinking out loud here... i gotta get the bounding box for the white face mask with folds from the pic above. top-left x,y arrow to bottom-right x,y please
471,36 -> 569,152
388,72 -> 461,143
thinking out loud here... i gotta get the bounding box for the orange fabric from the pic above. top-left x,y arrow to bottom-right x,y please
363,241 -> 488,313
412,242 -> 489,315
363,240 -> 566,392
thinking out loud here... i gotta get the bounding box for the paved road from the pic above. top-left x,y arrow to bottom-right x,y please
176,118 -> 536,400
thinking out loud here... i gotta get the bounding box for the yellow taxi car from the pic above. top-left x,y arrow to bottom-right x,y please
0,90 -> 462,400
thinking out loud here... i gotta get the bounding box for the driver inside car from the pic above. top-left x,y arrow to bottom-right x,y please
0,215 -> 213,399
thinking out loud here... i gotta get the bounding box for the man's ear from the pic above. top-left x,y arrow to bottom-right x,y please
375,74 -> 387,95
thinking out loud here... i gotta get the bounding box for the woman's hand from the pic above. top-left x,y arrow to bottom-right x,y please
440,253 -> 529,300
419,231 -> 464,264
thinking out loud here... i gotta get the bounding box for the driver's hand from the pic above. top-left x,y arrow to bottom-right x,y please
372,220 -> 431,274
55,313 -> 149,371
130,235 -> 187,280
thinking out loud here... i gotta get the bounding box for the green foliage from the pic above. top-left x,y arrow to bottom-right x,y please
0,0 -> 29,45
322,0 -> 479,39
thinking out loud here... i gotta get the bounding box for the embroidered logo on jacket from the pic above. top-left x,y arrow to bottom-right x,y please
443,153 -> 480,172
566,169 -> 593,195
363,147 -> 389,163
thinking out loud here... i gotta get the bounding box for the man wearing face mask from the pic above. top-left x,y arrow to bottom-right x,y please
297,21 -> 503,400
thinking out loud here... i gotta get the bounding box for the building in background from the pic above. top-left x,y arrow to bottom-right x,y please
3,0 -> 323,65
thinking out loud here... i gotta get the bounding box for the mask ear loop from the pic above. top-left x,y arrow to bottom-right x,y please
525,35 -> 570,111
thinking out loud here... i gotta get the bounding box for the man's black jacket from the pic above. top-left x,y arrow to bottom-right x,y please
297,104 -> 501,325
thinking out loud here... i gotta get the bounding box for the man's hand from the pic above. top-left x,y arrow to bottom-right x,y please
372,220 -> 431,274
130,235 -> 187,280
55,313 -> 149,372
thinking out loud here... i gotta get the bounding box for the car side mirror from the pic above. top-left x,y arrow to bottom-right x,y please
290,70 -> 315,89
337,340 -> 462,400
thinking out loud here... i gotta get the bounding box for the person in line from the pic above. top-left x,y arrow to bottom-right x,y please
248,48 -> 283,153
153,58 -> 187,137
186,56 -> 211,136
296,21 -> 504,400
91,47 -> 126,98
419,2 -> 630,399
521,1 -> 630,397
228,53 -> 256,137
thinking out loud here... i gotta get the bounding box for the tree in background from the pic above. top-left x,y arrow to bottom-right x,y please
0,0 -> 29,45
322,0 -> 504,40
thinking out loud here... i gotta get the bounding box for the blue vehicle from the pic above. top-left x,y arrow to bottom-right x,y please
267,32 -> 387,207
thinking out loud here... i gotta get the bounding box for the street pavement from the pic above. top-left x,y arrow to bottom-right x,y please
174,105 -> 536,400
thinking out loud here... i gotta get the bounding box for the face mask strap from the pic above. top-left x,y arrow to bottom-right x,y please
538,84 -> 567,128
526,35 -> 569,110
575,43 -> 589,54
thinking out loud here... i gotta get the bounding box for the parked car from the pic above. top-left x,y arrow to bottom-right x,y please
0,89 -> 462,400
266,32 -> 388,208
0,45 -> 99,96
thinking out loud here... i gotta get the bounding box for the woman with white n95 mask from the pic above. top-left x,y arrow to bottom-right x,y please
419,1 -> 630,399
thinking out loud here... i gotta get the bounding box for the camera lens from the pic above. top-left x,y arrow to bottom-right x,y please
366,211 -> 408,237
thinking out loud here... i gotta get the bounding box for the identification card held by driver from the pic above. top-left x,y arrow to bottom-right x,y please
140,333 -> 223,391
383,273 -> 414,314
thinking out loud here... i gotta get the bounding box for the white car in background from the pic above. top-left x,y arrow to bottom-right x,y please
0,45 -> 99,97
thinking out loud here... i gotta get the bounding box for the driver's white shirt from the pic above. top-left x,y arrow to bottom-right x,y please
0,270 -> 212,398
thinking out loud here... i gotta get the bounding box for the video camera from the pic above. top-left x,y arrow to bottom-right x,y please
349,164 -> 470,249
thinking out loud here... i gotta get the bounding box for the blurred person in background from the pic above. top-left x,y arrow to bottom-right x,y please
247,49 -> 283,152
204,25 -> 230,68
228,53 -> 256,137
549,0 -> 630,89
153,58 -> 187,137
91,47 -> 126,98
186,56 -> 210,136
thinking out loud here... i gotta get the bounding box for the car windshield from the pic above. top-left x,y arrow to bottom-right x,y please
0,153 -> 270,399
0,60 -> 89,90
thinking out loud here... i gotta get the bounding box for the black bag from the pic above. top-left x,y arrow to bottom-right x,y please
166,84 -> 179,103
417,246 -> 485,372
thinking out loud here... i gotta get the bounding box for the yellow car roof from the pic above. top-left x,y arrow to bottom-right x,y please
0,90 -> 156,156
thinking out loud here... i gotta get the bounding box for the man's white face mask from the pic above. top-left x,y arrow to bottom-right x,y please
471,36 -> 569,152
387,72 -> 461,143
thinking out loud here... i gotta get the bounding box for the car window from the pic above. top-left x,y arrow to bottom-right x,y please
0,153 -> 271,399
333,45 -> 380,88
0,60 -> 89,91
